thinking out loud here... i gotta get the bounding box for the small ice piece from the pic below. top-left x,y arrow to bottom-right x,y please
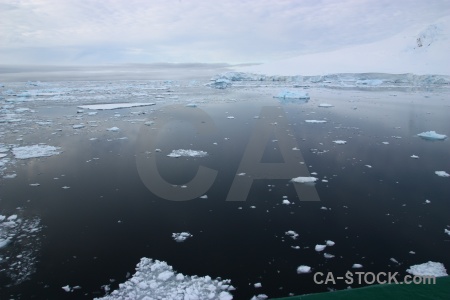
305,120 -> 327,123
0,153 -> 7,158
326,240 -> 335,246
410,155 -> 419,159
297,265 -> 312,274
352,264 -> 363,269
444,229 -> 450,236
274,90 -> 310,100
251,294 -> 268,300
318,103 -> 333,108
227,116 -> 235,119
72,124 -> 85,129
282,199 -> 291,205
13,144 -> 61,159
185,103 -> 197,107
62,186 -> 70,189
435,171 -> 449,177
365,165 -> 372,168
320,206 -> 328,210
417,131 -> 447,140
324,253 -> 335,259
199,195 -> 208,199
406,261 -> 447,277
291,176 -> 317,183
382,142 -> 389,145
315,244 -> 326,252
333,140 -> 347,145
78,103 -> 156,110
409,251 -> 416,254
167,149 -> 208,158
254,282 -> 262,288
29,183 -> 40,186
285,231 -> 299,240
172,232 -> 192,242
390,258 -> 400,264
107,127 -> 120,132
62,285 -> 71,292
237,173 -> 246,176
425,200 -> 430,204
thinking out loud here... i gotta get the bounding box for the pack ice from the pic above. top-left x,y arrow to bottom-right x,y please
12,144 -> 61,159
94,258 -> 234,300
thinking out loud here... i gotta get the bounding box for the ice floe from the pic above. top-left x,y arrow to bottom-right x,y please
167,149 -> 208,158
324,253 -> 335,259
297,265 -> 312,274
315,244 -> 326,252
94,258 -> 234,300
12,144 -> 61,159
78,103 -> 156,110
333,140 -> 347,145
417,131 -> 447,140
254,282 -> 262,288
107,127 -> 120,132
172,232 -> 193,242
410,155 -> 419,159
352,264 -> 363,269
435,171 -> 449,177
274,90 -> 310,100
291,177 -> 318,183
445,229 -> 450,236
406,261 -> 447,277
305,120 -> 327,123
318,103 -> 334,108
285,231 -> 299,240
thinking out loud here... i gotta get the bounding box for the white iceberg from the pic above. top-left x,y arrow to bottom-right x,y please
435,171 -> 449,177
167,149 -> 208,158
94,258 -> 234,300
291,176 -> 317,183
172,232 -> 192,242
297,265 -> 312,274
417,131 -> 447,140
406,261 -> 447,277
274,90 -> 310,100
78,103 -> 156,110
12,145 -> 61,159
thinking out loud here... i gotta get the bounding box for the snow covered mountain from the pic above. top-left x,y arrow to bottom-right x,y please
236,15 -> 450,76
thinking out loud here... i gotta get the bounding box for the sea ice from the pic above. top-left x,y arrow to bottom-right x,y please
417,131 -> 447,140
435,171 -> 449,177
78,103 -> 156,110
94,258 -> 234,300
291,177 -> 318,183
172,232 -> 192,242
406,261 -> 447,277
274,90 -> 310,100
297,265 -> 312,274
167,149 -> 208,158
333,140 -> 347,145
12,144 -> 61,159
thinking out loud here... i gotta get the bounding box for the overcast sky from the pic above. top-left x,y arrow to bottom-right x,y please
1,0 -> 449,65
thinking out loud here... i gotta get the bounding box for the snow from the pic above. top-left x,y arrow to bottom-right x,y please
291,177 -> 317,183
78,103 -> 156,110
94,258 -> 234,300
315,244 -> 326,252
297,265 -> 312,274
406,261 -> 448,277
172,232 -> 193,242
435,171 -> 449,177
305,120 -> 327,123
274,90 -> 310,100
333,140 -> 347,145
12,144 -> 61,159
417,131 -> 447,140
236,15 -> 450,76
167,149 -> 208,158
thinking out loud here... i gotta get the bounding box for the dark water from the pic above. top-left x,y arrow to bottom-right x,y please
0,86 -> 449,299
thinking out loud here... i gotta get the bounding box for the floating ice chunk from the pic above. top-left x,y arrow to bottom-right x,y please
29,183 -> 40,186
237,173 -> 246,176
390,258 -> 400,264
3,173 -> 17,179
172,232 -> 192,242
13,144 -> 61,159
324,253 -> 335,259
285,231 -> 299,240
352,264 -> 363,269
274,90 -> 310,100
282,199 -> 291,205
417,131 -> 447,140
305,120 -> 327,123
107,127 -> 120,132
62,186 -> 70,189
333,140 -> 347,145
227,116 -> 235,119
315,244 -> 326,252
207,78 -> 231,89
254,282 -> 262,288
326,240 -> 335,246
62,285 -> 71,292
435,171 -> 449,177
318,103 -> 334,108
94,258 -> 234,300
410,155 -> 419,159
382,141 -> 389,145
251,294 -> 268,300
199,195 -> 208,199
291,176 -> 317,183
0,154 -> 7,158
297,265 -> 312,274
365,165 -> 372,168
406,261 -> 447,277
425,199 -> 431,204
78,103 -> 156,110
185,103 -> 197,107
72,124 -> 85,129
167,149 -> 208,158
445,229 -> 450,236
